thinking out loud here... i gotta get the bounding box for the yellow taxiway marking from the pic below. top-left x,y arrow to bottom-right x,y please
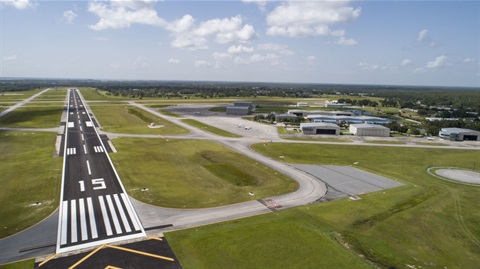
105,266 -> 122,269
105,244 -> 174,262
38,254 -> 57,267
68,244 -> 105,269
146,235 -> 163,241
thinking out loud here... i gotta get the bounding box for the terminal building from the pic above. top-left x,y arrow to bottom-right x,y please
306,115 -> 391,124
226,102 -> 253,115
288,110 -> 354,117
349,124 -> 390,137
438,128 -> 480,141
300,122 -> 340,135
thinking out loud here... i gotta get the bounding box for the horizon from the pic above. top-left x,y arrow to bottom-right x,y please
1,0 -> 479,88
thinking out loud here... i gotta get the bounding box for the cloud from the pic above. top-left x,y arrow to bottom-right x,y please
266,1 -> 361,38
401,59 -> 412,66
88,0 -> 166,30
257,43 -> 294,55
426,55 -> 448,69
1,0 -> 33,9
335,36 -> 357,46
242,0 -> 268,11
358,61 -> 378,71
417,29 -> 428,41
234,53 -> 279,65
167,15 -> 258,50
307,55 -> 318,65
168,58 -> 180,64
195,60 -> 211,68
227,45 -> 254,54
62,10 -> 77,24
463,58 -> 475,63
3,55 -> 17,61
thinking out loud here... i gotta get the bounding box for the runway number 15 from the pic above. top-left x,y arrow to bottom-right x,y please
79,178 -> 106,192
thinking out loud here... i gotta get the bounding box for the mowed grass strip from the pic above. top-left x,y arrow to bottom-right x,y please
0,258 -> 35,269
0,106 -> 64,128
0,89 -> 41,101
89,105 -> 188,135
110,138 -> 298,208
0,131 -> 62,238
181,119 -> 241,138
166,209 -> 372,269
246,143 -> 480,269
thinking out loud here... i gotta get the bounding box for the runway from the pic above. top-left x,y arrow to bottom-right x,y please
56,89 -> 145,253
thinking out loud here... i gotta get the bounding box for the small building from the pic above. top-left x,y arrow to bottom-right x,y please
300,122 -> 340,135
288,110 -> 354,117
439,128 -> 480,141
349,124 -> 390,137
325,101 -> 351,108
226,102 -> 253,115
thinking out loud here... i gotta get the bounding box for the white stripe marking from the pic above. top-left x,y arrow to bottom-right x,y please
73,148 -> 76,155
71,200 -> 77,243
120,193 -> 141,231
84,144 -> 87,154
79,198 -> 88,241
70,112 -> 73,115
82,111 -> 86,114
86,160 -> 91,175
98,196 -> 113,236
81,134 -> 84,141
85,121 -> 93,127
68,122 -> 74,128
87,197 -> 98,239
106,195 -> 122,234
60,201 -> 69,245
79,126 -> 83,132
114,194 -> 131,233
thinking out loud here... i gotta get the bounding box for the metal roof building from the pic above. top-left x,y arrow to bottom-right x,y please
349,124 -> 390,137
300,122 -> 340,135
439,128 -> 480,141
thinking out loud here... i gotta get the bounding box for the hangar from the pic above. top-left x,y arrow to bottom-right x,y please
349,124 -> 390,137
226,102 -> 253,115
439,128 -> 480,141
300,122 -> 340,135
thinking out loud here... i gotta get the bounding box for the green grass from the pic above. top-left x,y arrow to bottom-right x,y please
0,90 -> 40,101
89,105 -> 188,135
208,106 -> 226,112
109,138 -> 298,208
416,142 -> 449,146
0,131 -> 62,238
0,106 -> 64,128
182,119 -> 241,138
33,88 -> 67,101
167,144 -> 480,268
0,259 -> 35,269
158,109 -> 183,118
78,87 -> 113,100
364,140 -> 406,144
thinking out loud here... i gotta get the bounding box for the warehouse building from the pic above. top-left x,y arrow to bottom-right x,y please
300,122 -> 340,135
275,113 -> 299,122
288,110 -> 354,117
439,128 -> 480,141
226,102 -> 253,115
349,124 -> 390,137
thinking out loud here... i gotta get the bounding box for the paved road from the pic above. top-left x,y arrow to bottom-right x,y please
0,89 -> 51,118
56,89 -> 145,253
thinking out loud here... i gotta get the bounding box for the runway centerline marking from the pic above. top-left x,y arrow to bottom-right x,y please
86,160 -> 91,175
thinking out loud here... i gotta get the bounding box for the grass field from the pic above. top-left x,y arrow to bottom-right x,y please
0,106 -> 64,128
33,88 -> 67,101
89,105 -> 188,135
0,259 -> 35,269
0,90 -> 40,101
181,119 -> 242,138
0,131 -> 62,238
109,138 -> 298,208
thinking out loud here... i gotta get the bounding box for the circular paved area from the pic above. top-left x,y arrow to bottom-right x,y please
435,169 -> 480,184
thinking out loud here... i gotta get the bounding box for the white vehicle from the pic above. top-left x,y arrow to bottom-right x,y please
427,137 -> 435,140
244,126 -> 251,130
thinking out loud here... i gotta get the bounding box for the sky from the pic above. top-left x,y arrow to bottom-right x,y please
0,0 -> 479,87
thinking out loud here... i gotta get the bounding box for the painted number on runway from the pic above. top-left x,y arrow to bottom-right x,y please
79,178 -> 106,192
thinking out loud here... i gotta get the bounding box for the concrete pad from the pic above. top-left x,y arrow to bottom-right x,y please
435,169 -> 480,184
294,165 -> 403,196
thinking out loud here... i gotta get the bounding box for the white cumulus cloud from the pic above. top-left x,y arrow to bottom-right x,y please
266,1 -> 361,38
463,58 -> 475,63
257,43 -> 294,55
1,0 -> 32,9
62,10 -> 77,24
168,58 -> 180,64
336,36 -> 357,46
417,29 -> 428,41
227,45 -> 254,54
88,0 -> 166,31
426,55 -> 448,69
401,59 -> 412,66
195,60 -> 211,68
3,54 -> 18,61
